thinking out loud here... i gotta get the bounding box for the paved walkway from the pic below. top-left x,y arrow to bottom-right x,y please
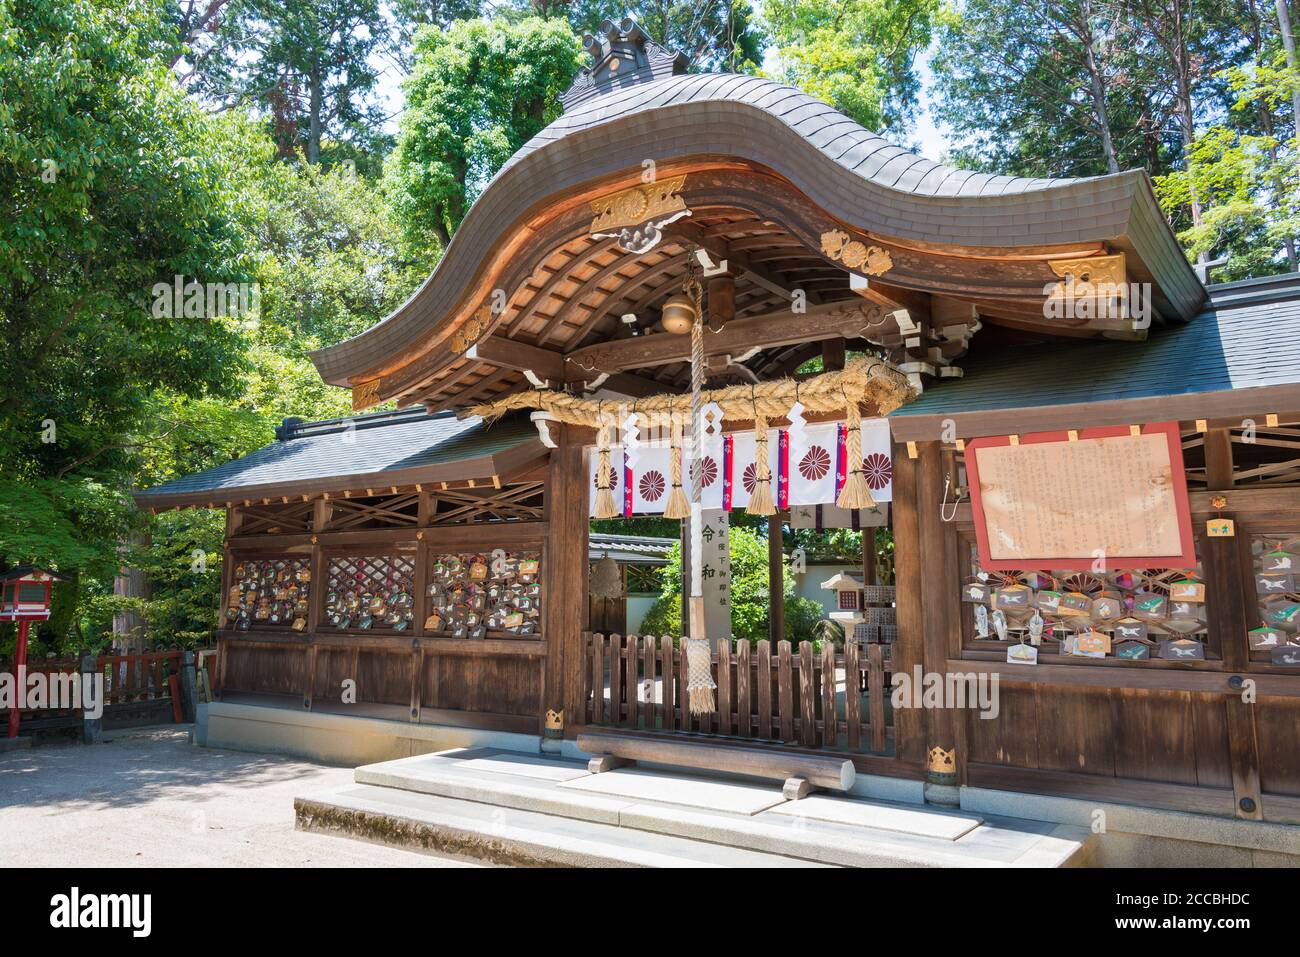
0,728 -> 479,867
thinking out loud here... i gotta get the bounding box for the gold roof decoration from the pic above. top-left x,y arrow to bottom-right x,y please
590,176 -> 691,253
351,378 -> 381,412
821,230 -> 892,276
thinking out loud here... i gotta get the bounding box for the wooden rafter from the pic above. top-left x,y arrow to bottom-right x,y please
506,236 -> 621,338
535,246 -> 667,347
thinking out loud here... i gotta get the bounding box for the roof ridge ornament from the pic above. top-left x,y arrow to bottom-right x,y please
560,17 -> 688,113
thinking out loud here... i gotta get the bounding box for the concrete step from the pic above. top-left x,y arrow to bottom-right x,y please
295,784 -> 833,868
321,748 -> 1097,867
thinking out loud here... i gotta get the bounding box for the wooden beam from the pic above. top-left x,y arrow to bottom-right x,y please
564,298 -> 893,376
822,338 -> 846,372
1204,427 -> 1234,489
665,221 -> 819,305
917,440 -> 959,782
467,336 -> 565,382
887,387 -> 1300,443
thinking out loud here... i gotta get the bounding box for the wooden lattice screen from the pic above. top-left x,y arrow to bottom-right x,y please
324,554 -> 417,632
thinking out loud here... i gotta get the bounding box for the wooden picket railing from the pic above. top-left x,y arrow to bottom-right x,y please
580,633 -> 891,754
92,652 -> 183,704
1,652 -> 184,729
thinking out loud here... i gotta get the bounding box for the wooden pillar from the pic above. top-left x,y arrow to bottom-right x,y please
862,529 -> 877,587
768,513 -> 785,644
542,424 -> 589,735
1204,428 -> 1234,491
917,440 -> 960,786
822,338 -> 846,372
1200,426 -> 1261,818
889,442 -> 925,767
680,516 -> 691,636
708,275 -> 736,326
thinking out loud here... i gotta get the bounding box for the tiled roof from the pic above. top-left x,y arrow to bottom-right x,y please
311,70 -> 1202,387
509,72 -> 1068,198
589,533 -> 676,564
892,273 -> 1300,418
135,408 -> 540,507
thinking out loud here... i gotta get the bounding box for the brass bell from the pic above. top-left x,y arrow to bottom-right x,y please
660,292 -> 697,335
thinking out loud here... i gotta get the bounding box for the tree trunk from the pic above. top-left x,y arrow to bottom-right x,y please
1277,0 -> 1300,126
113,529 -> 151,655
1079,0 -> 1121,174
307,66 -> 323,163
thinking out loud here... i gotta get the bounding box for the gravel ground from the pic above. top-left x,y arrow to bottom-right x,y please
0,727 -> 480,867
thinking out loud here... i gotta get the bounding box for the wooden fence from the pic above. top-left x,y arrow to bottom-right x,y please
2,651 -> 184,730
581,633 -> 891,754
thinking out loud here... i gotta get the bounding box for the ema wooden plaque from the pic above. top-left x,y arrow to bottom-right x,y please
966,422 -> 1195,571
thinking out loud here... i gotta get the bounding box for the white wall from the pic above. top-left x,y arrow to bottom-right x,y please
626,595 -> 657,633
790,563 -> 861,618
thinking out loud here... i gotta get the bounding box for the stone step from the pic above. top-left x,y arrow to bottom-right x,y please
332,748 -> 1096,867
296,784 -> 833,868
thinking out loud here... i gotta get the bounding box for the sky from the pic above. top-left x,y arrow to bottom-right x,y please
911,50 -> 953,160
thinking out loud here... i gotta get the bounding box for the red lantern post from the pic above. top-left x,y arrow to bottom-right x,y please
1,567 -> 68,738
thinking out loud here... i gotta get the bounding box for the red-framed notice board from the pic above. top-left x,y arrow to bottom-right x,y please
965,421 -> 1197,571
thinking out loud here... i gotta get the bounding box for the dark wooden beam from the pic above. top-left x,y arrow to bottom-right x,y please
467,336 -> 566,383
564,298 -> 895,375
665,221 -> 821,306
541,424 -> 589,732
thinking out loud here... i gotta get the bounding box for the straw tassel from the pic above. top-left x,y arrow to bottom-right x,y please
685,636 -> 716,714
593,417 -> 619,519
747,413 -> 776,516
663,415 -> 690,520
836,401 -> 878,510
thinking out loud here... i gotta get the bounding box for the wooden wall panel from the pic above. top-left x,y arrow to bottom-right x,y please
427,656 -> 540,717
1108,688 -> 1197,786
964,682 -> 1040,769
1256,699 -> 1300,797
313,648 -> 354,708
1032,685 -> 1116,777
223,643 -> 305,696
356,649 -> 413,706
966,683 -> 1237,791
1189,693 -> 1233,790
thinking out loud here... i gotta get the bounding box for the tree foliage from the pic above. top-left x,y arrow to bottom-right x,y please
639,526 -> 828,645
762,0 -> 938,134
385,16 -> 583,256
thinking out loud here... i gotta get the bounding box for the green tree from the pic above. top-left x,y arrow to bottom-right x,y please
762,0 -> 938,134
930,0 -> 1165,176
222,0 -> 394,162
0,0 -> 267,649
1154,67 -> 1299,279
639,526 -> 827,644
385,16 -> 584,254
567,0 -> 765,73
